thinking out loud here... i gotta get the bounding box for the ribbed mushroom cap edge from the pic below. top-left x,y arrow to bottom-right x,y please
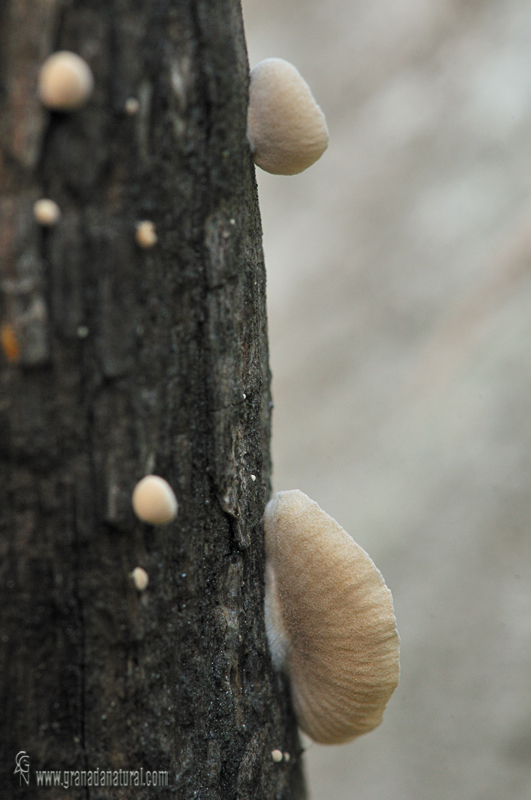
247,58 -> 329,175
264,489 -> 400,744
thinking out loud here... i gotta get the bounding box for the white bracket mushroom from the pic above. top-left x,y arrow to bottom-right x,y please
264,489 -> 399,744
132,475 -> 178,525
38,51 -> 94,111
33,198 -> 61,226
247,58 -> 329,175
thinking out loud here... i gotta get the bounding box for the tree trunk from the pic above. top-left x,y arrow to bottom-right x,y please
0,1 -> 306,798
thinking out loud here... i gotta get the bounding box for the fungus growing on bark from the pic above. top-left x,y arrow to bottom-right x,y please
33,198 -> 61,226
131,567 -> 149,591
264,489 -> 399,744
124,97 -> 140,115
132,475 -> 178,525
247,58 -> 329,175
38,51 -> 94,111
135,220 -> 158,248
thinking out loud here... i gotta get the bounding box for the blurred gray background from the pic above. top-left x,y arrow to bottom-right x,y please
242,0 -> 531,798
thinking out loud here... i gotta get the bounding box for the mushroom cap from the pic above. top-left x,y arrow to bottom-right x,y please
132,475 -> 178,525
131,566 -> 149,591
264,489 -> 399,744
124,97 -> 140,115
247,58 -> 329,175
38,51 -> 94,111
33,198 -> 61,226
135,220 -> 158,248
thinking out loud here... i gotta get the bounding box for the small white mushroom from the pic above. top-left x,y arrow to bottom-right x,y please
131,566 -> 149,591
124,97 -> 140,115
38,51 -> 94,111
247,58 -> 329,175
132,475 -> 178,525
33,198 -> 61,226
264,489 -> 399,744
271,749 -> 283,763
135,220 -> 158,249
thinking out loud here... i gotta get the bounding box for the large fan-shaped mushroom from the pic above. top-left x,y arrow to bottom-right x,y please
264,489 -> 399,744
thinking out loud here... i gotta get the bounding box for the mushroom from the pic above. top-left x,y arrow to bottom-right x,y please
132,475 -> 178,525
38,51 -> 94,111
33,198 -> 61,226
264,489 -> 399,744
247,58 -> 329,175
124,97 -> 140,115
135,220 -> 158,249
131,566 -> 149,592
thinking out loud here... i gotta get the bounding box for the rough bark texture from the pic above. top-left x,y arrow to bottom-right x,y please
0,1 -> 305,798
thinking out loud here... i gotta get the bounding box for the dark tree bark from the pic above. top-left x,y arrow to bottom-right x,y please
0,1 -> 306,798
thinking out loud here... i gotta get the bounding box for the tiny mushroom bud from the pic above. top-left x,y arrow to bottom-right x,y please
271,749 -> 283,763
124,97 -> 140,115
132,475 -> 178,525
264,489 -> 399,745
33,198 -> 61,226
135,220 -> 158,249
38,51 -> 94,111
247,58 -> 329,175
131,566 -> 149,591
